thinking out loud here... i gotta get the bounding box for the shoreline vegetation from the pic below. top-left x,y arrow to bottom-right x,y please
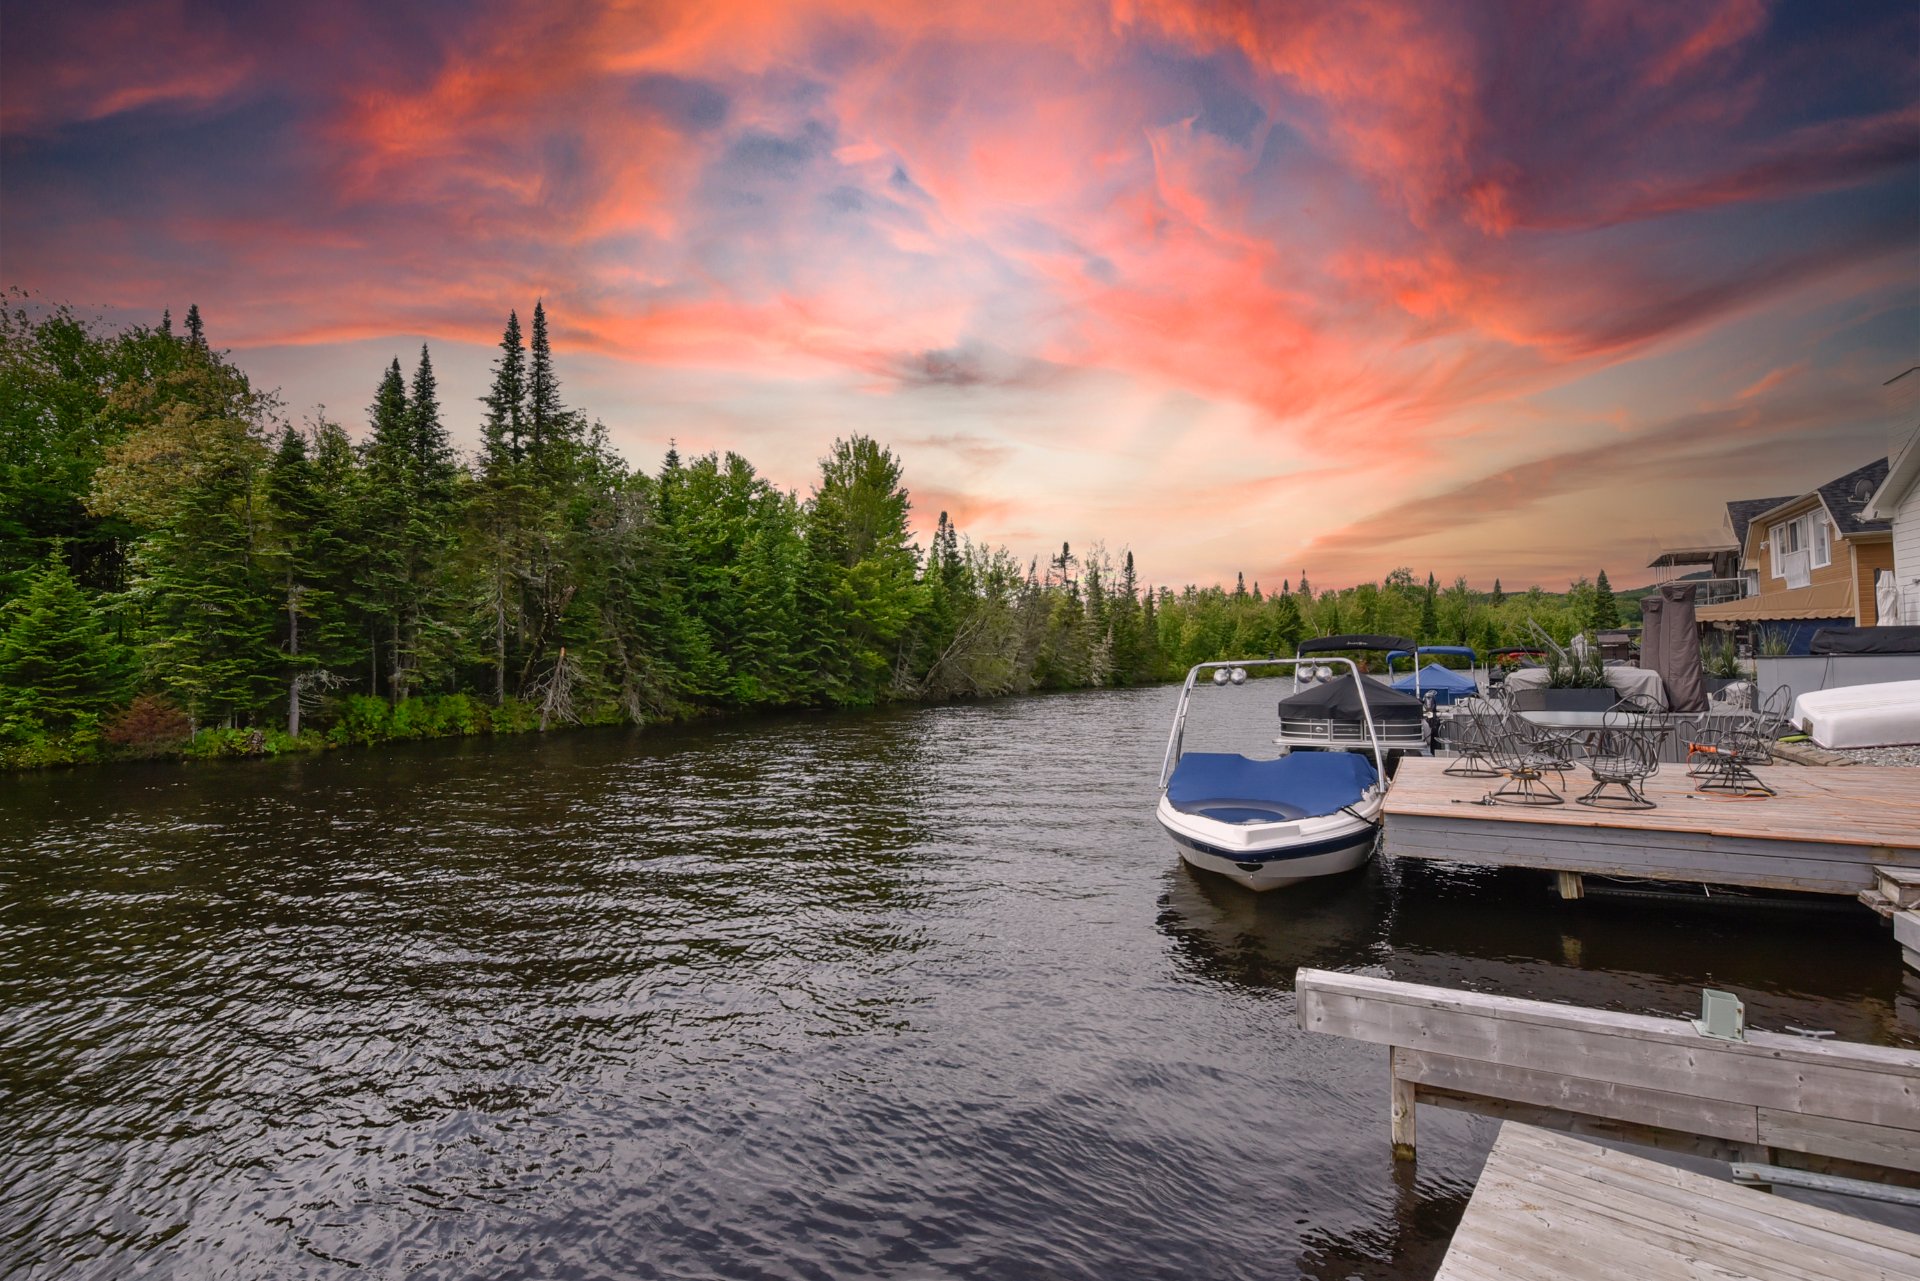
3,296 -> 1624,773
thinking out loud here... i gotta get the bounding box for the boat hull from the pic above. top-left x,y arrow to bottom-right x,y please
1156,794 -> 1380,892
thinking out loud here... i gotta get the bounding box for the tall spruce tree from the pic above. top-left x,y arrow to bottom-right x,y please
360,358 -> 411,697
1593,569 -> 1620,629
482,311 -> 528,466
265,426 -> 357,734
527,300 -> 573,466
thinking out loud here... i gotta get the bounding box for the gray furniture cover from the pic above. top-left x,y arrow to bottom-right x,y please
1640,583 -> 1707,713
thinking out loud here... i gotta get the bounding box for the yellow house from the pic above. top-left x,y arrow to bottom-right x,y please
1696,457 -> 1893,646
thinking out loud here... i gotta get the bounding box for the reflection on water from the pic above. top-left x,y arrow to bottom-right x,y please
1158,862 -> 1384,990
3,686 -> 1914,1279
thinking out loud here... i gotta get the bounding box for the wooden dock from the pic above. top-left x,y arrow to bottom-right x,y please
1295,969 -> 1920,1179
1436,1123 -> 1920,1281
1383,756 -> 1920,896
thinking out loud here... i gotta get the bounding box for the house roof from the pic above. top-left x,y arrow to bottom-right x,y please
1725,496 -> 1793,551
1813,456 -> 1891,536
1647,545 -> 1737,570
1864,424 -> 1920,520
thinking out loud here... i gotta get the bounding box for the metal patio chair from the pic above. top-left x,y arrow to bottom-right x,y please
1484,687 -> 1585,772
1737,684 -> 1793,766
1576,695 -> 1667,810
1683,704 -> 1776,798
1482,704 -> 1569,806
1440,698 -> 1502,778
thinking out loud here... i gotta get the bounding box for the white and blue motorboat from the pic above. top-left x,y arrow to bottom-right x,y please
1156,657 -> 1414,891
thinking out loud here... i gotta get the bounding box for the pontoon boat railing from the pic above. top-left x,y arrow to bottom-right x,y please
1159,657 -> 1388,792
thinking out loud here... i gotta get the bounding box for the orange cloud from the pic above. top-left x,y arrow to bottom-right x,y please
3,0 -> 1914,589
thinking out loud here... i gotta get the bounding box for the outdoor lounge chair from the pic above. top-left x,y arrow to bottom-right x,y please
1684,704 -> 1776,798
1576,695 -> 1666,810
1440,698 -> 1502,778
1482,702 -> 1569,806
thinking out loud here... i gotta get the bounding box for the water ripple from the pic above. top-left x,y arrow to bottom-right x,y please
2,688 -> 1910,1279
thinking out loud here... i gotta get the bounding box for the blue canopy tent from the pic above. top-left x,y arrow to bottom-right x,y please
1389,663 -> 1477,705
1385,646 -> 1482,705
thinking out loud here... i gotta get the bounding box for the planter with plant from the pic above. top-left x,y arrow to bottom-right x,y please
1511,645 -> 1618,712
1701,635 -> 1751,692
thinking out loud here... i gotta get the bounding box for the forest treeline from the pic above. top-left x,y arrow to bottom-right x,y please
0,298 -> 1623,769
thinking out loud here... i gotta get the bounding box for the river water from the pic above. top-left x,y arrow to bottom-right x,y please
4,684 -> 1915,1279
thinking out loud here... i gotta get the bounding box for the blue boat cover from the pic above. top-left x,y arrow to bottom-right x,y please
1165,751 -> 1377,823
1389,662 -> 1478,705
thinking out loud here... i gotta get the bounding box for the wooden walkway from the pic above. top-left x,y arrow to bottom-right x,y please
1383,756 -> 1920,895
1437,1123 -> 1920,1281
1295,969 -> 1920,1177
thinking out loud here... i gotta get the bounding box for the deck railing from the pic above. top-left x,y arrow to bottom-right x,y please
1655,576 -> 1751,606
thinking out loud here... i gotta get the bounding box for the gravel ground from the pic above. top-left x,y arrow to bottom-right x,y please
1828,744 -> 1920,767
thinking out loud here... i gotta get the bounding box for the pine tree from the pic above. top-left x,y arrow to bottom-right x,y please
804,436 -> 919,704
184,304 -> 205,347
0,552 -> 129,733
360,359 -> 411,698
1491,578 -> 1505,606
265,426 -> 358,735
481,310 -> 528,467
160,309 -> 172,336
129,412 -> 278,726
1593,569 -> 1620,629
527,300 -> 570,464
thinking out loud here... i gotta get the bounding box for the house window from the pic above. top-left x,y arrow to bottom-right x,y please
1810,513 -> 1831,568
1770,520 -> 1802,578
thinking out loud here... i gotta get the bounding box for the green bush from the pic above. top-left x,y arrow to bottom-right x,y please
328,694 -> 394,747
489,697 -> 540,735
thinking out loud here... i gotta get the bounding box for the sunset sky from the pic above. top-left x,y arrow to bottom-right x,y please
3,0 -> 1916,589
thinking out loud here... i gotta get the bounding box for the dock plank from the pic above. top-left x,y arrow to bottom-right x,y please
1436,1124 -> 1920,1281
1387,756 -> 1920,847
1382,756 -> 1920,894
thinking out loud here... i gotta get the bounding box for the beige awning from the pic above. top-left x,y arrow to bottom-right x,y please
1696,579 -> 1854,622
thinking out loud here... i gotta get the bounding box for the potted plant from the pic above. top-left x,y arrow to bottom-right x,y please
1700,635 -> 1750,695
1512,645 -> 1618,713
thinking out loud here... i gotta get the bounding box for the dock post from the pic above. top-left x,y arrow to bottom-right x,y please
1389,1047 -> 1416,1161
1556,871 -> 1585,900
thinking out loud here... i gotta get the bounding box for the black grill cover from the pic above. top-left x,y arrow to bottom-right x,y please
1297,633 -> 1418,655
1810,626 -> 1920,655
1276,675 -> 1425,724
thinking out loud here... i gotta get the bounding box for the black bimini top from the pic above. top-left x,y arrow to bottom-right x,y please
1275,675 -> 1426,724
1297,634 -> 1418,655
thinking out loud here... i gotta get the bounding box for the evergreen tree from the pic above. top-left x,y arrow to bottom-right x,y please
1419,576 -> 1439,641
0,552 -> 129,733
527,300 -> 570,464
1593,569 -> 1620,629
481,310 -> 528,466
360,358 -> 411,697
265,426 -> 356,734
804,436 -> 919,704
184,304 -> 205,348
126,409 -> 278,725
1491,578 -> 1505,605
